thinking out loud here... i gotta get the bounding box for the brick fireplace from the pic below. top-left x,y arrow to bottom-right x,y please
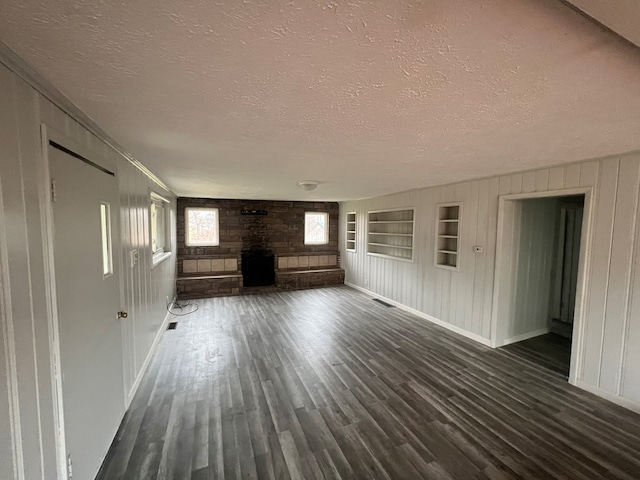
176,198 -> 344,299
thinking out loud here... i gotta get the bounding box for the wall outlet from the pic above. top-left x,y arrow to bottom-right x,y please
364,278 -> 369,286
130,249 -> 138,268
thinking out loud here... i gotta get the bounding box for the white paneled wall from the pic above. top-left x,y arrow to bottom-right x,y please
341,152 -> 640,410
117,159 -> 176,401
0,62 -> 176,478
496,198 -> 559,344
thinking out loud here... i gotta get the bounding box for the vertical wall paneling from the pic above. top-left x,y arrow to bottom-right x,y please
506,198 -> 558,343
549,167 -> 564,190
510,173 -> 523,194
598,157 -> 640,393
581,160 -> 618,387
0,66 -> 24,480
341,152 -> 640,411
563,163 -> 581,189
0,65 -> 48,479
535,169 -> 550,191
0,62 -> 176,478
621,154 -> 640,400
522,171 -> 536,193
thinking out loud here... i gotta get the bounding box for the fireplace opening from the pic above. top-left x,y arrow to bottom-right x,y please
242,250 -> 275,287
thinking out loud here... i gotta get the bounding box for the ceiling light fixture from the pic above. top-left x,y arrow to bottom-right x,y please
298,180 -> 319,191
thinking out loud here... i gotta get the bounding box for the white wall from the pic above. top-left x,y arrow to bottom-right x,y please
0,61 -> 176,478
341,153 -> 640,410
496,198 -> 559,344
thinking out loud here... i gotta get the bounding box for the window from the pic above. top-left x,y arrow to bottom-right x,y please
305,212 -> 329,245
100,202 -> 113,276
186,207 -> 219,246
151,193 -> 169,254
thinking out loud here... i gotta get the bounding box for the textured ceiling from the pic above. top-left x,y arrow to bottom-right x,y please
1,0 -> 640,200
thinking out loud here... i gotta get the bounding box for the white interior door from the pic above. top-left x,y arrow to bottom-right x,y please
50,142 -> 124,480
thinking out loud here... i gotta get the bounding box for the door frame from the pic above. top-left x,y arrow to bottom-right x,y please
490,187 -> 594,385
39,123 -> 122,479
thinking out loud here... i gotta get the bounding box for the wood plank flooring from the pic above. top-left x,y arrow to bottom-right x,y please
501,333 -> 572,377
97,286 -> 640,479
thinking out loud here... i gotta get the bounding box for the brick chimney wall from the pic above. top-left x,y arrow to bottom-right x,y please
176,198 -> 339,276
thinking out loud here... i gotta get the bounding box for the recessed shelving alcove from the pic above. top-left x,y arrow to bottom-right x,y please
367,208 -> 414,261
346,212 -> 356,252
435,202 -> 461,270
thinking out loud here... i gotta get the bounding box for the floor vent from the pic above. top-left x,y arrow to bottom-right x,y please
372,298 -> 394,308
167,322 -> 178,330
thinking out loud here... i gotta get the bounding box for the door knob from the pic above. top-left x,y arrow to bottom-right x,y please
117,311 -> 128,319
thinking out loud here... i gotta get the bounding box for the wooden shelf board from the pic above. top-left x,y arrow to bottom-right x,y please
369,232 -> 413,237
368,220 -> 414,224
369,242 -> 413,250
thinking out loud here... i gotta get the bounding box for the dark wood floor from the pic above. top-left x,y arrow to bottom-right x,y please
501,333 -> 572,377
97,286 -> 640,479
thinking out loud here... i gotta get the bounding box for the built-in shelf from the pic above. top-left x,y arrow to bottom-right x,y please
368,232 -> 413,237
346,212 -> 356,252
367,208 -> 414,261
435,203 -> 461,270
368,220 -> 414,224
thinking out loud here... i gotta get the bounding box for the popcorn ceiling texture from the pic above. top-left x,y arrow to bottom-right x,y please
1,0 -> 640,200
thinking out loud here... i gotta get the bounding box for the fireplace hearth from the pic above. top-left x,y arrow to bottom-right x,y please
241,250 -> 275,287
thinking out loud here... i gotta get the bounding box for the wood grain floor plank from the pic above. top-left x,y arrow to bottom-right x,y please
97,286 -> 640,480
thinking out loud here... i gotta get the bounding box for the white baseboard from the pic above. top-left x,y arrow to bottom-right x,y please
572,379 -> 640,414
345,282 -> 492,347
501,328 -> 549,347
125,310 -> 171,407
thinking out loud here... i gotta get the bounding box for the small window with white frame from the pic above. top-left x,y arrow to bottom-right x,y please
151,193 -> 170,257
186,207 -> 220,246
100,202 -> 113,276
305,212 -> 329,245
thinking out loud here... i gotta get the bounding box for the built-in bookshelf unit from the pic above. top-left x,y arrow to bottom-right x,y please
346,212 -> 356,251
367,208 -> 414,261
435,202 -> 461,270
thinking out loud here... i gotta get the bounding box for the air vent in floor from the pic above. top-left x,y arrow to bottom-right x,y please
372,298 -> 394,308
167,322 -> 178,330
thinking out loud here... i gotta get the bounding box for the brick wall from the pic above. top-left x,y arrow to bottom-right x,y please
177,197 -> 340,277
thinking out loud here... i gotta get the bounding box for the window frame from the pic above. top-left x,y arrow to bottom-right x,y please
150,192 -> 172,266
185,207 -> 220,247
100,202 -> 113,277
304,211 -> 329,245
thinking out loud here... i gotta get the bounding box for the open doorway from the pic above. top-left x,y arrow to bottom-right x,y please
492,190 -> 590,380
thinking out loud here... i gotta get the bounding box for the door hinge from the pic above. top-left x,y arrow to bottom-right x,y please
67,454 -> 73,479
51,179 -> 57,203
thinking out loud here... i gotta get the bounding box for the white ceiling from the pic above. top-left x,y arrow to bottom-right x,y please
1,0 -> 640,201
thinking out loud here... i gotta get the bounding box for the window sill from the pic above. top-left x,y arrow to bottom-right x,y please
152,251 -> 173,269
